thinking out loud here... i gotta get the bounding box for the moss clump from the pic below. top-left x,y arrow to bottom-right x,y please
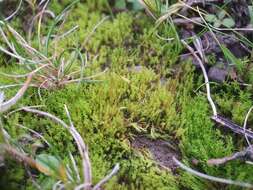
2,1 -> 253,190
0,159 -> 26,190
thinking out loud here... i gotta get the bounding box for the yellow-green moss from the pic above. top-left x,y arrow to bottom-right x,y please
2,1 -> 253,190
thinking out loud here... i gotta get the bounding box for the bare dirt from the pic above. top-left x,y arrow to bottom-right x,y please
131,136 -> 181,172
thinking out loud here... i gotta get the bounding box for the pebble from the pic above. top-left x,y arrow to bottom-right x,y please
208,66 -> 228,82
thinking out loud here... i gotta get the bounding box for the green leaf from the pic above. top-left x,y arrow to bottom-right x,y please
205,14 -> 217,23
218,10 -> 226,19
36,154 -> 63,177
115,0 -> 126,9
248,6 -> 253,24
221,45 -> 241,66
45,0 -> 80,56
160,4 -> 167,14
214,20 -> 221,28
222,18 -> 235,28
139,0 -> 157,12
128,0 -> 144,11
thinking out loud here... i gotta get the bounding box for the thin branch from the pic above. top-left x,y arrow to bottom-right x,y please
22,107 -> 69,128
173,17 -> 202,25
69,152 -> 81,183
61,68 -> 108,85
173,157 -> 253,188
207,150 -> 247,166
64,105 -> 92,188
0,74 -> 33,113
16,124 -> 51,147
53,25 -> 79,40
212,115 -> 253,140
0,64 -> 50,78
181,40 -> 217,116
4,0 -> 23,21
82,16 -> 110,47
207,145 -> 253,166
243,106 -> 253,148
3,144 -> 36,168
92,163 -> 120,190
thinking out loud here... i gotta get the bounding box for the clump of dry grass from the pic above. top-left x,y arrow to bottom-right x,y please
0,0 -> 107,96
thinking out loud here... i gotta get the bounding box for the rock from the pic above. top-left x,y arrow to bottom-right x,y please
228,43 -> 249,58
127,65 -> 143,73
229,0 -> 250,27
160,77 -> 168,86
180,54 -> 200,68
0,155 -> 4,167
208,66 -> 228,82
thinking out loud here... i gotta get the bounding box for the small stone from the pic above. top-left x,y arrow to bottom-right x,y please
160,78 -> 168,86
127,65 -> 143,73
191,158 -> 199,165
208,66 -> 228,82
0,156 -> 4,167
180,54 -> 200,68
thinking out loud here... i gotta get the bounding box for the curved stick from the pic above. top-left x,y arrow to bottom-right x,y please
92,164 -> 120,190
173,157 -> 253,188
4,0 -> 23,21
181,40 -> 217,116
0,74 -> 32,113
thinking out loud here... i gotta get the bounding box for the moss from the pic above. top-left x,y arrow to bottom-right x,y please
0,159 -> 27,190
178,91 -> 253,189
213,82 -> 253,125
3,70 -> 180,189
2,1 -> 253,190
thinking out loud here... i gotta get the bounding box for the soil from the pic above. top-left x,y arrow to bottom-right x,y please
131,136 -> 180,172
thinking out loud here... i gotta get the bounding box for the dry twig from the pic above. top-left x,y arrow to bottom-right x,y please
173,157 -> 253,188
211,115 -> 253,140
243,106 -> 253,147
92,164 -> 120,190
4,0 -> 23,21
181,40 -> 217,116
2,144 -> 36,168
207,147 -> 253,166
0,74 -> 33,113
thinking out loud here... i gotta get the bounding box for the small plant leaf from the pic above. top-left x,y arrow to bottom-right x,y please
218,10 -> 226,19
205,14 -> 217,23
222,18 -> 235,28
221,45 -> 241,66
214,20 -> 222,28
248,6 -> 253,24
160,4 -> 167,14
115,0 -> 126,9
139,0 -> 158,13
128,0 -> 144,11
36,154 -> 64,178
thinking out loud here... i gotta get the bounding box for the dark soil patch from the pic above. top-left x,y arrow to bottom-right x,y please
131,136 -> 181,172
